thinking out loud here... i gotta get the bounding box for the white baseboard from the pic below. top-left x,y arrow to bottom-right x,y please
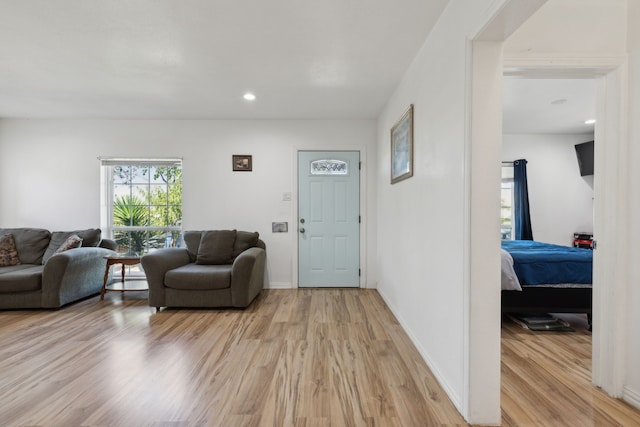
376,288 -> 464,417
623,386 -> 640,410
265,282 -> 293,289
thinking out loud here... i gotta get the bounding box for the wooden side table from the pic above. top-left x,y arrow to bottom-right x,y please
101,255 -> 147,300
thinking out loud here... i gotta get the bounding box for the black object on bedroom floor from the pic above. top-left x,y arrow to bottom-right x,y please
507,313 -> 575,332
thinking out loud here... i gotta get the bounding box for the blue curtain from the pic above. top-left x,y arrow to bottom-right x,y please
513,159 -> 533,240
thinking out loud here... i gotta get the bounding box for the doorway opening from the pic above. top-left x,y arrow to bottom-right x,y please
501,75 -> 597,319
500,76 -> 597,419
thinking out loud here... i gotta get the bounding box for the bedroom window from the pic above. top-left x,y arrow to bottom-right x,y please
100,158 -> 183,255
501,165 -> 514,240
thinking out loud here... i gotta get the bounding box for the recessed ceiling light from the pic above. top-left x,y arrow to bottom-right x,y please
243,92 -> 256,101
585,119 -> 596,125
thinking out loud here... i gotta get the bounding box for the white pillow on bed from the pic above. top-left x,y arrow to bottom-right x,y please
501,249 -> 522,291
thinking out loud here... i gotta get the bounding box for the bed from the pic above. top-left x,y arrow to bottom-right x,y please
500,240 -> 593,327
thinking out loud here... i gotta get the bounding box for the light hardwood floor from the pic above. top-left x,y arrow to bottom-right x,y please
0,288 -> 638,426
501,313 -> 640,427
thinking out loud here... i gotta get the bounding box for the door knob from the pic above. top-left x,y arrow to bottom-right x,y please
299,228 -> 305,233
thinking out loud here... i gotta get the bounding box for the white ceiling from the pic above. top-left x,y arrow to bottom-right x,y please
0,0 -> 449,120
0,1 -> 598,133
503,77 -> 597,134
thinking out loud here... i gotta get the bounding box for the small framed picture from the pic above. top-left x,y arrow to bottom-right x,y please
390,104 -> 414,184
232,155 -> 252,171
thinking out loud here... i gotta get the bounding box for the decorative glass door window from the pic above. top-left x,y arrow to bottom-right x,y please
310,160 -> 348,175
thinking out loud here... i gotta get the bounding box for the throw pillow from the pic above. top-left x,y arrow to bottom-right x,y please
196,230 -> 237,265
233,231 -> 259,258
0,234 -> 21,266
53,234 -> 83,255
1,228 -> 50,265
183,230 -> 204,263
75,228 -> 101,247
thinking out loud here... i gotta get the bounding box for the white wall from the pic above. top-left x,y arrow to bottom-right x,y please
0,119 -> 378,289
625,0 -> 640,408
376,0 -> 506,422
503,133 -> 595,245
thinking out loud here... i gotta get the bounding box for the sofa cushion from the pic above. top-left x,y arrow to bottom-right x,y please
0,228 -> 51,265
233,231 -> 259,259
0,264 -> 43,293
196,230 -> 237,265
164,264 -> 232,290
0,234 -> 21,267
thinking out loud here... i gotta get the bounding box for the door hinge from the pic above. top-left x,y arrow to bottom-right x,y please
359,161 -> 362,170
359,215 -> 361,223
358,268 -> 361,277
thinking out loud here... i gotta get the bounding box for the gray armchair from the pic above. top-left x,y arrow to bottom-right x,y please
141,230 -> 266,310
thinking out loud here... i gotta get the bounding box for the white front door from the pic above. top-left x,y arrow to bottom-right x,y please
298,151 -> 360,287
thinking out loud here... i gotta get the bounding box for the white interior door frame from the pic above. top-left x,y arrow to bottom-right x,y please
591,63 -> 628,396
501,57 -> 629,397
291,145 -> 368,289
467,49 -> 628,424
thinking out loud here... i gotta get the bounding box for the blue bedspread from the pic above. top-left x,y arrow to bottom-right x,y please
501,240 -> 592,286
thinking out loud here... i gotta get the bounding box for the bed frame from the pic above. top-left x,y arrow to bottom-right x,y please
502,286 -> 592,328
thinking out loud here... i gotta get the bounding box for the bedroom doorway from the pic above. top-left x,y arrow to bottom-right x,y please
499,63 -> 627,396
501,76 -> 598,415
498,29 -> 628,404
501,75 -> 597,325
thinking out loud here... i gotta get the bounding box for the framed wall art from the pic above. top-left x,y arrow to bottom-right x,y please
390,104 -> 414,184
232,155 -> 252,171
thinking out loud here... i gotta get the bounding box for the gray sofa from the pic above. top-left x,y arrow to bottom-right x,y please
141,230 -> 266,310
0,228 -> 116,309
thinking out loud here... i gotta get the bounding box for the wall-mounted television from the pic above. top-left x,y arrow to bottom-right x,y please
575,140 -> 594,176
